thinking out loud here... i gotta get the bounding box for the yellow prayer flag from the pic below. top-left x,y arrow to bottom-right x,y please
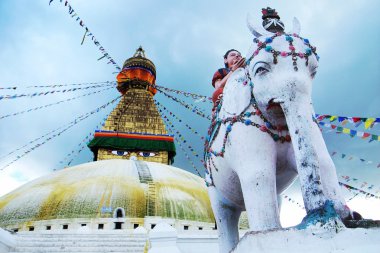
330,116 -> 337,122
342,128 -> 350,134
364,118 -> 375,129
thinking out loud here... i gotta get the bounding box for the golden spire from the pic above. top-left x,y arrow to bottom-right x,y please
88,47 -> 175,164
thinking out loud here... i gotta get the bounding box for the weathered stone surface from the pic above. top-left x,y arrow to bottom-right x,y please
233,227 -> 380,253
344,219 -> 380,229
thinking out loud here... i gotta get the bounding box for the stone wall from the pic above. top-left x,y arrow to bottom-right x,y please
0,228 -> 15,253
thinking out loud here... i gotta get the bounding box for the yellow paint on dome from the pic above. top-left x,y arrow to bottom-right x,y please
0,160 -> 213,228
0,191 -> 21,210
154,180 -> 214,222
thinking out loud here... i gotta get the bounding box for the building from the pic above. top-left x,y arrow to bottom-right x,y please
0,47 -> 226,253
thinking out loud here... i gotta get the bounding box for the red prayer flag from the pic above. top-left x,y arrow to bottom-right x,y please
362,132 -> 370,139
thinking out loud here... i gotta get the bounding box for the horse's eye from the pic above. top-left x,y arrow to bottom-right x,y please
111,150 -> 129,156
139,152 -> 156,157
255,67 -> 269,76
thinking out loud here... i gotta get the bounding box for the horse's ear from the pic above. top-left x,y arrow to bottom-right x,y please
220,69 -> 252,117
291,17 -> 301,35
246,13 -> 272,38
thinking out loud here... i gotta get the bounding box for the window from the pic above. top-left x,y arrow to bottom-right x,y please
13,228 -> 19,233
98,224 -> 104,230
151,224 -> 156,229
63,224 -> 68,230
113,207 -> 125,218
28,226 -> 34,231
198,227 -> 203,230
133,224 -> 139,229
114,222 -> 122,230
184,225 -> 189,230
46,226 -> 51,230
81,224 -> 86,227
116,209 -> 123,218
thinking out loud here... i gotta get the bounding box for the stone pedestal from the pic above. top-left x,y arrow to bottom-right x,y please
149,222 -> 182,253
232,227 -> 380,253
0,228 -> 15,253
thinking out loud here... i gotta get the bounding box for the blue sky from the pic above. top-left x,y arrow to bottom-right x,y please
0,0 -> 379,225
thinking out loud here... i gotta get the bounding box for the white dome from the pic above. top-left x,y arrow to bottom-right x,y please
0,160 -> 214,227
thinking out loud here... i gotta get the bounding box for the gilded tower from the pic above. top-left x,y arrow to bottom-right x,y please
88,47 -> 176,164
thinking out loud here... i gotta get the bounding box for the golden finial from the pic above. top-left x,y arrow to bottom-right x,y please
134,46 -> 146,58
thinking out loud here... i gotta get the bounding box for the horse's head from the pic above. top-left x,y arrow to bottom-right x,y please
246,16 -> 319,125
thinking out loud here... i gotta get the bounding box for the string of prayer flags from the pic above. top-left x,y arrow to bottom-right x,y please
0,83 -> 114,101
155,101 -> 205,141
330,151 -> 378,167
49,0 -> 121,71
316,114 -> 379,129
0,96 -> 121,171
0,121 -> 75,162
155,85 -> 212,103
156,88 -> 211,120
0,86 -> 17,90
159,110 -> 203,177
318,121 -> 379,142
170,131 -> 202,177
339,182 -> 380,199
26,81 -> 115,89
340,175 -> 379,193
283,195 -> 304,209
0,87 -> 112,121
0,81 -> 114,92
160,109 -> 203,160
58,116 -> 107,168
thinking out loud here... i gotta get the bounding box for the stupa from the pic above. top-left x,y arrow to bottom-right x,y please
0,48 -> 216,253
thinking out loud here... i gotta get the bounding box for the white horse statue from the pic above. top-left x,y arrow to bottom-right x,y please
204,11 -> 356,253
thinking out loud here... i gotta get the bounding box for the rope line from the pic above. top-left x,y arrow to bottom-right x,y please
155,85 -> 212,103
0,96 -> 121,170
319,121 -> 379,142
158,107 -> 204,177
330,151 -> 379,169
49,0 -> 121,71
316,114 -> 379,129
57,117 -> 107,168
339,182 -> 380,199
155,101 -> 205,142
26,81 -> 116,88
0,83 -> 115,100
0,86 -> 113,121
156,87 -> 211,120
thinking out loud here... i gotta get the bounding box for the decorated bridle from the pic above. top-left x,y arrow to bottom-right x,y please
246,32 -> 319,71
